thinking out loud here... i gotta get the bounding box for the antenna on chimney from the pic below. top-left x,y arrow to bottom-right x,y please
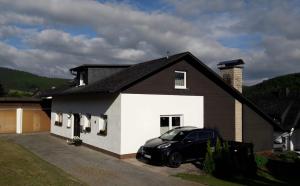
166,51 -> 170,59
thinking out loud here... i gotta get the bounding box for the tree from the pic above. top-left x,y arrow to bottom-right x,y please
203,140 -> 215,174
215,138 -> 222,155
0,83 -> 6,97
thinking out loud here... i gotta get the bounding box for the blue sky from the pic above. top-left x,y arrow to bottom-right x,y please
0,0 -> 300,85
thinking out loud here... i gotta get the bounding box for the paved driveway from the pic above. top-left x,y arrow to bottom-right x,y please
1,133 -> 202,186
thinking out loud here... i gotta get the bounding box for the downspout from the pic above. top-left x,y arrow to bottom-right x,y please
289,128 -> 294,151
289,111 -> 300,151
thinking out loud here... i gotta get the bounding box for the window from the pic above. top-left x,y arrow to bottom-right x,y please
66,113 -> 72,128
79,73 -> 85,86
81,114 -> 91,133
160,117 -> 169,127
160,115 -> 183,134
97,115 -> 108,136
54,113 -> 63,126
78,71 -> 87,86
175,71 -> 186,89
172,117 -> 181,127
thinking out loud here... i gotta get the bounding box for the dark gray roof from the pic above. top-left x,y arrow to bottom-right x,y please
48,51 -> 282,131
55,52 -> 188,95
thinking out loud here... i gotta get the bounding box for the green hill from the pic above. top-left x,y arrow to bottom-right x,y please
0,67 -> 69,96
244,73 -> 300,130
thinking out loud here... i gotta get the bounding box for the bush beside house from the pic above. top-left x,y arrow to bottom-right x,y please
203,139 -> 257,177
179,149 -> 300,186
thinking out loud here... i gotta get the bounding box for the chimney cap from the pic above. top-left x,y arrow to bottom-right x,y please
217,59 -> 244,69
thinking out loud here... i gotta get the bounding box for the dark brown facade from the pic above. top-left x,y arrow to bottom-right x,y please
243,105 -> 273,151
123,59 -> 274,151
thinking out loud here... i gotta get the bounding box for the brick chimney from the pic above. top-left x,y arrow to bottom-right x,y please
218,59 -> 244,142
217,59 -> 244,93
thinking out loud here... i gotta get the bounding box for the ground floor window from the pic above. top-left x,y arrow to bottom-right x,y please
54,113 -> 63,126
81,114 -> 91,133
97,114 -> 108,136
160,115 -> 183,134
66,113 -> 72,128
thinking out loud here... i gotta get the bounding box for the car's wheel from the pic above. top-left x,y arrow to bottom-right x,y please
168,152 -> 182,168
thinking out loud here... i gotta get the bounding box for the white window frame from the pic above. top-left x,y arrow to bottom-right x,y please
66,113 -> 73,128
54,112 -> 63,126
57,113 -> 63,123
160,115 -> 183,130
97,114 -> 108,136
79,73 -> 86,86
175,71 -> 187,89
80,114 -> 91,129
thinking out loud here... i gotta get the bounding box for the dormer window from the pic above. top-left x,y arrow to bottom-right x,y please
79,73 -> 86,86
175,71 -> 186,89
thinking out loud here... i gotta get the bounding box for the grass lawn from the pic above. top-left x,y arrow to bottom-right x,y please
175,169 -> 286,186
0,139 -> 86,186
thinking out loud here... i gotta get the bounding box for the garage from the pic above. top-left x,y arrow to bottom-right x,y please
22,109 -> 50,133
0,108 -> 16,133
0,97 -> 51,134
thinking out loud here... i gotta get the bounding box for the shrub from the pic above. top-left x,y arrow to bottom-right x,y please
214,140 -> 235,177
203,140 -> 257,177
215,138 -> 222,155
256,155 -> 269,168
203,140 -> 215,174
0,83 -> 6,96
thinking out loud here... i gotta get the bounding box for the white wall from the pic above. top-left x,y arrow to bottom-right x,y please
51,94 -> 121,154
120,93 -> 204,154
51,112 -> 73,138
52,93 -> 204,155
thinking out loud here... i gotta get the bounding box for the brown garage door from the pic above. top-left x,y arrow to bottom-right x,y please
0,109 -> 16,133
22,109 -> 50,133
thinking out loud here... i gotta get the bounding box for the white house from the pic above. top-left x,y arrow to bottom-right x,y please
49,52 -> 280,158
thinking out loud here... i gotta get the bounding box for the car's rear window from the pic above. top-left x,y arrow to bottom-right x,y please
198,131 -> 214,141
160,129 -> 190,141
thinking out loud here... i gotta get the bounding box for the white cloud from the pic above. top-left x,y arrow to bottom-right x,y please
0,12 -> 44,25
0,0 -> 299,85
165,0 -> 244,16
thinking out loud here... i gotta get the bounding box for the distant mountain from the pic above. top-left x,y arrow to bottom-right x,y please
244,73 -> 300,131
0,67 -> 69,97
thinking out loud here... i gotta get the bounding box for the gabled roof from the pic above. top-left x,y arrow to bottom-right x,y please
50,51 -> 282,131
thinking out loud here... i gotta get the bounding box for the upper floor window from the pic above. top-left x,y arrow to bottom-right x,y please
175,71 -> 186,89
79,73 -> 86,86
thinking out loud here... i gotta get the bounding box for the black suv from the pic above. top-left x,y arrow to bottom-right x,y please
139,127 -> 221,167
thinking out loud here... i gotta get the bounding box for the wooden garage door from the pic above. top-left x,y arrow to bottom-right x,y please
0,109 -> 16,133
22,109 -> 50,133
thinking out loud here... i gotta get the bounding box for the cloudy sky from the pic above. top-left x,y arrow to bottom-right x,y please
0,0 -> 300,85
